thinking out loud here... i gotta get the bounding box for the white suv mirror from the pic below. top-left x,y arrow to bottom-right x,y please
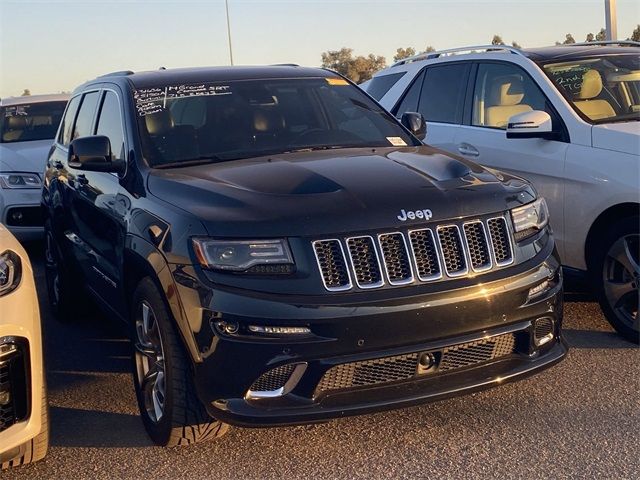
506,110 -> 555,140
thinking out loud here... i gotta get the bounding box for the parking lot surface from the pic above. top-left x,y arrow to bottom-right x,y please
6,242 -> 640,479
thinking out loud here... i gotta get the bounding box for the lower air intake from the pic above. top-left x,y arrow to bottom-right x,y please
249,364 -> 296,393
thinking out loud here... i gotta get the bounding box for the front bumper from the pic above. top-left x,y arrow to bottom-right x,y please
179,241 -> 566,427
0,188 -> 44,240
0,250 -> 44,459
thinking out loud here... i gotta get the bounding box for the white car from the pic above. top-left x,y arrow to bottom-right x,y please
365,42 -> 639,343
0,94 -> 69,240
0,223 -> 47,468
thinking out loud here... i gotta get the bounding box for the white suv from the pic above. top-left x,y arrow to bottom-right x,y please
366,42 -> 639,343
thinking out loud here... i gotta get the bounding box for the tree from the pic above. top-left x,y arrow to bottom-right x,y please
586,32 -> 595,42
563,33 -> 576,44
511,41 -> 522,49
630,24 -> 639,41
424,46 -> 436,53
491,35 -> 505,45
595,28 -> 606,41
393,47 -> 416,62
21,89 -> 31,96
321,48 -> 386,84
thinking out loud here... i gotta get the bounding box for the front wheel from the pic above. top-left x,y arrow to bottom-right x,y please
130,277 -> 229,446
592,217 -> 639,344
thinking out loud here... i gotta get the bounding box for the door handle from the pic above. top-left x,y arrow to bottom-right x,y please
457,143 -> 479,157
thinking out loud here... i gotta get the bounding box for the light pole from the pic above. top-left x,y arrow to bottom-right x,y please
225,0 -> 234,65
605,0 -> 618,41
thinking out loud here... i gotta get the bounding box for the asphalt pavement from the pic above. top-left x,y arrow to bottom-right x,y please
6,241 -> 639,479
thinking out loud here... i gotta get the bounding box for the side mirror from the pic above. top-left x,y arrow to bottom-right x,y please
68,136 -> 123,173
401,112 -> 427,141
506,110 -> 558,140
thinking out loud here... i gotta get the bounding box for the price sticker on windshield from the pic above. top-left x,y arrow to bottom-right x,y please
386,137 -> 407,147
326,78 -> 349,86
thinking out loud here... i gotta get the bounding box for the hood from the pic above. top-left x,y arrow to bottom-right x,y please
0,139 -> 54,174
592,122 -> 640,156
147,146 -> 535,237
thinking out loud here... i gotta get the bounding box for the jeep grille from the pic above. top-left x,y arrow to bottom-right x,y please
313,215 -> 514,292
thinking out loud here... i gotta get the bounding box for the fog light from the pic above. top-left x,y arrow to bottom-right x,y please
528,280 -> 550,300
534,317 -> 554,346
248,325 -> 311,335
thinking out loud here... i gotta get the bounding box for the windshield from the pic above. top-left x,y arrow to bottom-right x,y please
542,53 -> 640,124
133,77 -> 418,167
0,101 -> 67,143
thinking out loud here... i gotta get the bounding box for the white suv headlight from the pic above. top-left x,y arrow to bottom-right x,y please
510,198 -> 550,241
192,238 -> 295,273
0,173 -> 42,189
0,250 -> 21,297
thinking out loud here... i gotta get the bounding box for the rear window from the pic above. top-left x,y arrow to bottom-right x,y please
0,101 -> 68,143
366,72 -> 406,100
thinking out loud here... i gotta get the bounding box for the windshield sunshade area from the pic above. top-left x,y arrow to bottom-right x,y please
133,77 -> 418,168
542,54 -> 640,124
0,101 -> 67,143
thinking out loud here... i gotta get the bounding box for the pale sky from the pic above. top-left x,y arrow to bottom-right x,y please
1,0 -> 638,98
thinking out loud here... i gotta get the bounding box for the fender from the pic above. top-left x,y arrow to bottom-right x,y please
124,234 -> 203,363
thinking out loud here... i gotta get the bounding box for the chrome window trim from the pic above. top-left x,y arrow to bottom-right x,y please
436,224 -> 469,278
407,228 -> 443,282
345,235 -> 385,289
486,216 -> 515,267
377,232 -> 415,286
312,239 -> 353,292
462,220 -> 493,273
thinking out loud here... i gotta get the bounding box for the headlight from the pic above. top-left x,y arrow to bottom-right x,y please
510,197 -> 549,241
0,250 -> 22,297
0,173 -> 42,189
192,238 -> 295,273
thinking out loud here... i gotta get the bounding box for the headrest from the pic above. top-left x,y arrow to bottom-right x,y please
6,116 -> 27,130
489,75 -> 525,106
253,109 -> 285,133
145,110 -> 174,135
576,70 -> 603,100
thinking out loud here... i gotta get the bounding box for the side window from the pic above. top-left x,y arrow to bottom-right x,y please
366,72 -> 406,101
472,63 -> 547,129
58,96 -> 81,146
393,69 -> 425,116
72,91 -> 100,140
417,63 -> 470,124
96,91 -> 126,161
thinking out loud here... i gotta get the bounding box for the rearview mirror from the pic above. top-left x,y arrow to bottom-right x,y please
401,112 -> 427,141
506,111 -> 558,140
69,136 -> 123,173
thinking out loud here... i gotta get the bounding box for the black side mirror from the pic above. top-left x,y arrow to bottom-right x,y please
400,112 -> 427,141
68,136 -> 123,173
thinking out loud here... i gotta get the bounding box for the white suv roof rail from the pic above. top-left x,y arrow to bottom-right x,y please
391,45 -> 526,67
565,40 -> 640,47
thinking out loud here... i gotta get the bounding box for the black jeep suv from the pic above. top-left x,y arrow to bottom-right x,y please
42,65 -> 566,446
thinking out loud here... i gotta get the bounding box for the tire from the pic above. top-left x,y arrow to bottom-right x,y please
591,216 -> 639,344
1,385 -> 49,470
130,277 -> 229,446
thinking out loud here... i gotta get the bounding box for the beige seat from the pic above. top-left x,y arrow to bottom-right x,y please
573,69 -> 616,121
485,75 -> 533,128
2,116 -> 27,142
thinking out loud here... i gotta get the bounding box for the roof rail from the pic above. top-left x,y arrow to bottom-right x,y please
565,40 -> 640,47
391,45 -> 525,67
98,70 -> 135,78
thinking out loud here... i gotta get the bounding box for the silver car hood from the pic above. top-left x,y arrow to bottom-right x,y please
0,139 -> 54,174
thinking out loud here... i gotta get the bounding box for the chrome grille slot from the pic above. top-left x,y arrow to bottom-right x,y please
346,236 -> 384,289
408,228 -> 442,281
378,232 -> 413,285
463,221 -> 492,272
313,240 -> 352,291
437,225 -> 468,277
487,217 -> 514,266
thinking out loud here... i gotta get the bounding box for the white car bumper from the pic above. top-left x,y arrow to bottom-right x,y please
0,188 -> 44,241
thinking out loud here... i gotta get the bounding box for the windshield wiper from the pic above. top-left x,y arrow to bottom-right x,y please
153,155 -> 223,169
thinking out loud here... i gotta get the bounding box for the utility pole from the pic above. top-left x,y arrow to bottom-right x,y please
225,0 -> 234,65
605,0 -> 617,41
